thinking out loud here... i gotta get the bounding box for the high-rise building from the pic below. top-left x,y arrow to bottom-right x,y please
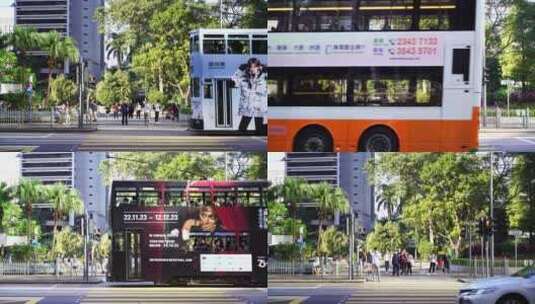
69,0 -> 105,79
0,1 -> 15,33
20,152 -> 75,187
14,0 -> 105,79
74,152 -> 109,232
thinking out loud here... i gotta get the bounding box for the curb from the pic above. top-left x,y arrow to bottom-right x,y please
480,129 -> 535,134
268,279 -> 365,283
0,128 -> 97,133
0,280 -> 104,284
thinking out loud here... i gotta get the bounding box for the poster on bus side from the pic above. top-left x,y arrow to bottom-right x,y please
113,205 -> 267,285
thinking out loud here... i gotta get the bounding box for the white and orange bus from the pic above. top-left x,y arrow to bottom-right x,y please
267,0 -> 484,152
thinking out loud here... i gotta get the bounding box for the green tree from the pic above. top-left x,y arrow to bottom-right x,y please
44,183 -> 84,242
245,153 -> 267,180
308,182 -> 349,267
507,154 -> 535,244
155,153 -> 225,180
13,179 -> 43,245
51,227 -> 83,259
0,182 -> 11,233
8,26 -> 40,60
49,75 -> 77,106
318,226 -> 348,258
106,32 -> 133,70
147,88 -> 166,105
500,0 -> 535,93
0,49 -> 33,85
272,177 -> 308,242
95,70 -> 132,106
366,221 -> 404,254
39,31 -> 79,106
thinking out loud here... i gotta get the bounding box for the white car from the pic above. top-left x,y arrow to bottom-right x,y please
458,266 -> 535,304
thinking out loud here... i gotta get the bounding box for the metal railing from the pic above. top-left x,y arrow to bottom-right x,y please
0,261 -> 106,280
268,259 -> 361,280
482,108 -> 533,129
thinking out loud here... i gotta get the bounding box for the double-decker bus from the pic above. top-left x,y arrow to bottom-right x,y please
109,180 -> 269,286
268,0 -> 484,152
189,29 -> 268,132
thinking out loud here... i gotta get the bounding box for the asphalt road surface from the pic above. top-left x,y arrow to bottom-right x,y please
479,130 -> 535,152
0,131 -> 266,152
0,285 -> 266,304
268,276 -> 465,304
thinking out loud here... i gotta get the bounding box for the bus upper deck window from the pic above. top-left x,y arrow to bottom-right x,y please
228,35 -> 250,54
252,35 -> 267,54
203,35 -> 225,54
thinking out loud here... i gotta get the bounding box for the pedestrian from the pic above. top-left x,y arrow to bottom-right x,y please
154,103 -> 161,123
112,104 -> 119,120
392,251 -> 400,276
408,253 -> 414,275
136,103 -> 142,119
371,251 -> 381,281
443,255 -> 450,274
384,252 -> 391,273
429,253 -> 437,274
143,102 -> 151,127
121,102 -> 129,126
233,58 -> 267,135
400,250 -> 408,275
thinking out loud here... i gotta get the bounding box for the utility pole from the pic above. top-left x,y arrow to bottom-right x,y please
490,152 -> 495,276
348,212 -> 355,280
78,59 -> 85,129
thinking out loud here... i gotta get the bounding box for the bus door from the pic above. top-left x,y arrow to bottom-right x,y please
443,43 -> 473,120
215,79 -> 233,128
125,230 -> 142,280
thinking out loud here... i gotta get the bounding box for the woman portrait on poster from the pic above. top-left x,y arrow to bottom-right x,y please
232,58 -> 267,135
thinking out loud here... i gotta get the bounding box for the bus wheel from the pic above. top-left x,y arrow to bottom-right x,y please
294,126 -> 333,152
359,126 -> 399,152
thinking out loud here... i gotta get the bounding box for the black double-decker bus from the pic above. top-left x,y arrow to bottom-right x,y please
109,180 -> 269,286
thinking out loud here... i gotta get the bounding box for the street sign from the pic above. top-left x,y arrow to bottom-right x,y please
509,230 -> 523,236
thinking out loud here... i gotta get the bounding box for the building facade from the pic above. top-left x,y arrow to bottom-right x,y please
74,152 -> 109,232
14,0 -> 105,78
0,1 -> 15,33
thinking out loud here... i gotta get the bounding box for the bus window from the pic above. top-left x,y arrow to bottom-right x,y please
204,79 -> 213,99
452,48 -> 471,82
192,78 -> 200,98
252,35 -> 267,54
203,35 -> 225,54
227,35 -> 250,54
190,35 -> 199,53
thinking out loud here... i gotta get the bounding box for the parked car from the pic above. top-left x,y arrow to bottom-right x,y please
458,265 -> 535,304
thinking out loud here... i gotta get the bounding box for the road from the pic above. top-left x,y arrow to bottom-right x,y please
0,284 -> 266,304
0,131 -> 266,152
268,276 -> 465,304
479,130 -> 535,152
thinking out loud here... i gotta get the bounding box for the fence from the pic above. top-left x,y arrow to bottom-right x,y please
450,257 -> 533,279
269,259 -> 361,280
0,108 -> 94,128
481,108 -> 534,129
0,261 -> 106,281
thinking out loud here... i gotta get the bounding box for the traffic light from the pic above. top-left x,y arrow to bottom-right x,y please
483,67 -> 491,84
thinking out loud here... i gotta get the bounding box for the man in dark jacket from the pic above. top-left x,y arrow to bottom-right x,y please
121,102 -> 129,126
392,252 -> 400,276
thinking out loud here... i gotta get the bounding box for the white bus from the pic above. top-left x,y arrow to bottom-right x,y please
189,28 -> 268,132
268,0 -> 484,152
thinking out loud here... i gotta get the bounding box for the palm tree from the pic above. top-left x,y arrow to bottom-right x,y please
308,182 -> 349,275
106,33 -> 132,70
375,184 -> 401,220
13,179 -> 42,244
278,177 -> 308,241
39,31 -> 79,106
8,26 -> 40,60
45,183 -> 84,239
0,182 -> 12,234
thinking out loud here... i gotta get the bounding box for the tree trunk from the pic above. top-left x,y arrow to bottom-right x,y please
45,58 -> 55,108
317,217 -> 323,277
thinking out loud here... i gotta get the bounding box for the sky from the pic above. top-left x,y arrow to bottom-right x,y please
0,0 -> 12,6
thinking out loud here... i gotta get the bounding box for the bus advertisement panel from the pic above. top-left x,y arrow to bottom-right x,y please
112,205 -> 267,286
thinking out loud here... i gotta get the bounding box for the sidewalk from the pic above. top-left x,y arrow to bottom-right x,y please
268,274 -> 365,283
480,127 -> 535,133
